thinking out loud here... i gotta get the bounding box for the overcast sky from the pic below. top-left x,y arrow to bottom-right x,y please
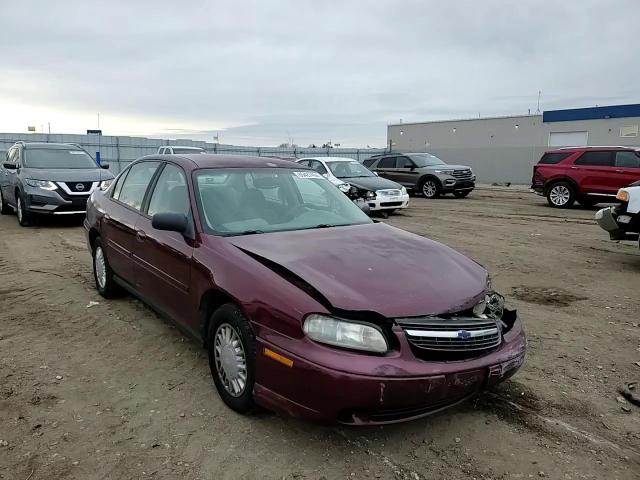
1,0 -> 638,147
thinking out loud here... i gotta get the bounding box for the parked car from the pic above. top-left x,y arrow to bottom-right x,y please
296,157 -> 409,214
363,152 -> 475,199
0,142 -> 113,226
531,146 -> 640,208
595,180 -> 640,248
84,154 -> 526,424
158,145 -> 206,155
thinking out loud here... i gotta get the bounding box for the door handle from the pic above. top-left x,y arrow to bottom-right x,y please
570,166 -> 578,169
136,229 -> 147,241
615,169 -> 624,173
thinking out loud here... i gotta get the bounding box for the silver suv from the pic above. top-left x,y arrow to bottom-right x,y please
364,152 -> 475,198
0,142 -> 113,226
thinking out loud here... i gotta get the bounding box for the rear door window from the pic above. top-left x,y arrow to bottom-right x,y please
116,161 -> 161,210
539,152 -> 571,164
377,157 -> 396,168
574,151 -> 615,167
396,156 -> 414,168
615,151 -> 640,168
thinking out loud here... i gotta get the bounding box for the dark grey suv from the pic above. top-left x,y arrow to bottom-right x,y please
364,152 -> 475,198
0,142 -> 114,226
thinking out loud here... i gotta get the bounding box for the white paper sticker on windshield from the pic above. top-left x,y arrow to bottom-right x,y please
293,171 -> 323,179
69,150 -> 87,155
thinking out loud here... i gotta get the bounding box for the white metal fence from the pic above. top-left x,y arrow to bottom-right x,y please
0,133 -> 385,174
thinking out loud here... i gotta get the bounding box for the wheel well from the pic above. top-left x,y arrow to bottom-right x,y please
544,177 -> 579,195
418,175 -> 442,190
199,289 -> 236,347
88,229 -> 100,251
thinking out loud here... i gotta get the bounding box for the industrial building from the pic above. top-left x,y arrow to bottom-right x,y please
387,104 -> 640,184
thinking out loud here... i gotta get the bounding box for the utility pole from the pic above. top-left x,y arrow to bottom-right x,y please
536,90 -> 541,113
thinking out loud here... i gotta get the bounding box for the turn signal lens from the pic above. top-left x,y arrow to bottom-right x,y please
616,190 -> 629,202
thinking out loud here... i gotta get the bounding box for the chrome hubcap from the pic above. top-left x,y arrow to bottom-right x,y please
550,185 -> 570,206
423,181 -> 437,198
95,246 -> 107,289
214,323 -> 247,397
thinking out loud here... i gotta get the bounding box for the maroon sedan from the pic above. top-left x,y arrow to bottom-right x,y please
84,154 -> 526,424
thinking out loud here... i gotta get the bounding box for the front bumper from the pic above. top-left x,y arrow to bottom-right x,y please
24,186 -> 91,215
595,206 -> 639,241
441,177 -> 475,193
367,193 -> 410,211
254,317 -> 526,425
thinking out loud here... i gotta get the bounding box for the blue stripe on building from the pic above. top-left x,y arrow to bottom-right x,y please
543,104 -> 640,123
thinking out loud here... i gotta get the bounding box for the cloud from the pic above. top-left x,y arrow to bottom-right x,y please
1,0 -> 638,146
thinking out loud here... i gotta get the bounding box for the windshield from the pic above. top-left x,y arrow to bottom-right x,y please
195,168 -> 372,235
173,148 -> 205,154
327,160 -> 375,178
409,153 -> 445,167
24,148 -> 97,169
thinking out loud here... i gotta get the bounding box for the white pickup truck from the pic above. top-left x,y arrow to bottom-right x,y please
157,146 -> 206,155
595,181 -> 640,249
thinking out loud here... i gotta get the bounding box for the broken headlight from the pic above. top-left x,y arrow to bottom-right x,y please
303,314 -> 388,353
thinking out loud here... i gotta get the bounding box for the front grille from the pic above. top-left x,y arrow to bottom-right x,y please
452,169 -> 472,179
396,317 -> 501,354
380,201 -> 403,207
377,189 -> 402,196
64,181 -> 93,193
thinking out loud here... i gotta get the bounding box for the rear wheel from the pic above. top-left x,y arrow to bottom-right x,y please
92,238 -> 123,298
421,178 -> 440,199
453,190 -> 471,198
546,182 -> 575,208
0,190 -> 11,215
208,304 -> 256,414
16,195 -> 31,226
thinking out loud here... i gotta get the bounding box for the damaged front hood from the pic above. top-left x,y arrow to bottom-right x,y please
226,223 -> 488,318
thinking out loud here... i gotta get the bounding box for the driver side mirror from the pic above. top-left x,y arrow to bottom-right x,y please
152,212 -> 188,233
100,163 -> 110,170
3,162 -> 16,170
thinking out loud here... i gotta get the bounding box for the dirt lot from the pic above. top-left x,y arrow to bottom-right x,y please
1,188 -> 639,480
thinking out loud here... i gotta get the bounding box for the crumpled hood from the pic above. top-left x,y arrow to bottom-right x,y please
23,168 -> 113,182
226,223 -> 488,318
341,176 -> 402,192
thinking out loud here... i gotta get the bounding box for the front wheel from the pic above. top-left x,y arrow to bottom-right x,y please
421,179 -> 440,199
16,195 -> 31,226
546,182 -> 575,208
208,304 -> 256,414
453,190 -> 471,198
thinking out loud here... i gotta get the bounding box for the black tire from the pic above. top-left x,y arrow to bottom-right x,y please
577,196 -> 598,208
92,238 -> 123,298
16,194 -> 32,226
207,303 -> 256,414
386,209 -> 397,214
420,178 -> 440,199
546,181 -> 576,208
453,190 -> 471,198
0,190 -> 11,215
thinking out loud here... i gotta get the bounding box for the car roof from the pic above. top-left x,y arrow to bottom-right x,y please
167,145 -> 204,150
19,142 -> 83,150
299,156 -> 356,162
139,154 -> 303,170
546,146 -> 636,153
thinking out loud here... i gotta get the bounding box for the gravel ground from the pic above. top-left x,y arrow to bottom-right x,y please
1,188 -> 639,480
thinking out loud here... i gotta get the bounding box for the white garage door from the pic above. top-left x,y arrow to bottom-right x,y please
548,131 -> 588,147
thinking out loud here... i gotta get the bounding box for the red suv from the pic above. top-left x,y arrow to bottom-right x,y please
531,146 -> 640,208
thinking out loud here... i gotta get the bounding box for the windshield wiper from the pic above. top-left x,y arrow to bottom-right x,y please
230,229 -> 265,236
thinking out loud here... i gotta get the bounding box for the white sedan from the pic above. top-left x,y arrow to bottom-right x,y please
296,157 -> 410,213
